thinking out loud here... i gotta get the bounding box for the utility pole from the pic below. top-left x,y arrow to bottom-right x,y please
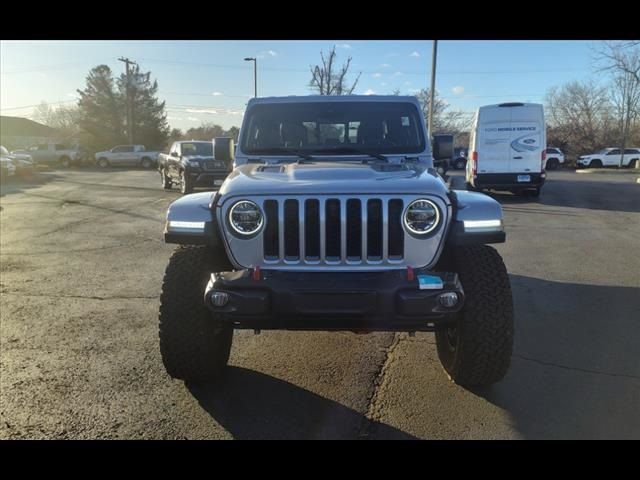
118,57 -> 137,143
428,40 -> 438,136
244,57 -> 257,97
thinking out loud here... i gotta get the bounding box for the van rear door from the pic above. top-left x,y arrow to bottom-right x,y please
476,106 -> 512,174
508,104 -> 544,174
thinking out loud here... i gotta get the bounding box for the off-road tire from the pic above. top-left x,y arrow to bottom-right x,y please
180,170 -> 193,195
141,157 -> 153,169
435,245 -> 514,387
97,157 -> 109,168
159,246 -> 233,384
160,168 -> 172,190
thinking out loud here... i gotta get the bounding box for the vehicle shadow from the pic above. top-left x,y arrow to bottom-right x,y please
0,171 -> 60,199
472,274 -> 640,439
187,366 -> 417,440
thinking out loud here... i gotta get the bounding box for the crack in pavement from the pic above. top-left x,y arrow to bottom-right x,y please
0,292 -> 159,301
513,353 -> 640,381
357,333 -> 404,439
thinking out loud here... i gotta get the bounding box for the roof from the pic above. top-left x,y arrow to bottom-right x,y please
247,94 -> 421,106
0,116 -> 60,138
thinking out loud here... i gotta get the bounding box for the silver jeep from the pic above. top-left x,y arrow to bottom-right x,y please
159,95 -> 514,388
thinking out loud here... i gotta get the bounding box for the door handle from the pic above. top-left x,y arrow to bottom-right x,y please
513,156 -> 523,159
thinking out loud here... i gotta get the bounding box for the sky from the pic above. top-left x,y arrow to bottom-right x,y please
1,40 -> 604,132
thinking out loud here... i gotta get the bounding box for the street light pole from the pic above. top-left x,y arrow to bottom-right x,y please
244,57 -> 257,98
427,40 -> 438,136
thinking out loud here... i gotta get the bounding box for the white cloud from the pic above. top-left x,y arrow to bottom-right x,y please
380,63 -> 391,68
186,108 -> 218,114
392,71 -> 403,77
363,89 -> 376,95
257,50 -> 278,59
452,85 -> 465,95
187,117 -> 199,122
409,88 -> 421,94
372,73 -> 382,78
65,92 -> 77,98
381,82 -> 388,86
404,81 -> 412,85
336,44 -> 351,49
212,91 -> 223,96
167,116 -> 184,121
410,51 -> 421,58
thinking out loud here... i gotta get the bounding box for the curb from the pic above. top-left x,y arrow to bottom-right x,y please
575,169 -> 640,175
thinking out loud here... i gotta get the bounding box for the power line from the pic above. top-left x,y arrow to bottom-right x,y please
0,100 -> 78,112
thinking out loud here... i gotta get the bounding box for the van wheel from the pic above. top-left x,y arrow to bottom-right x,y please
435,245 -> 514,387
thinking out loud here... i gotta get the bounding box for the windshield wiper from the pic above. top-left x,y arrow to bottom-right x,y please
325,146 -> 389,163
260,147 -> 315,162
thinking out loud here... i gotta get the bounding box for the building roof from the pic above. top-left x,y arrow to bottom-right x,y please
0,116 -> 60,138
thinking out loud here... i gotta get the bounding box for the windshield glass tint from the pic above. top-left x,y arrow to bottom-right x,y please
241,101 -> 425,155
181,142 -> 213,156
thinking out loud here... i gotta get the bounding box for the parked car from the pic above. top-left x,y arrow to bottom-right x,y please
544,147 -> 565,170
157,140 -> 233,195
94,144 -> 159,169
432,134 -> 452,174
1,156 -> 17,182
576,148 -> 640,169
12,143 -> 82,168
466,102 -> 546,196
158,95 -> 514,389
452,147 -> 467,170
1,145 -> 35,177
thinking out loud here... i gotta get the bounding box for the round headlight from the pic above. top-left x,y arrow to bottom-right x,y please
228,200 -> 263,236
404,199 -> 440,235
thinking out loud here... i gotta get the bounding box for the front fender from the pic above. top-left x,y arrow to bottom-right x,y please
164,192 -> 218,246
447,190 -> 505,245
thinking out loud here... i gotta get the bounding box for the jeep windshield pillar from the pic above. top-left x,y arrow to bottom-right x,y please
158,95 -> 514,388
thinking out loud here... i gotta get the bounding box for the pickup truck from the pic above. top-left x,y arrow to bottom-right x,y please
95,144 -> 159,169
12,143 -> 83,168
157,140 -> 234,194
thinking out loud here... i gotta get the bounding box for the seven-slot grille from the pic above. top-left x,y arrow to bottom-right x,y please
261,197 -> 405,265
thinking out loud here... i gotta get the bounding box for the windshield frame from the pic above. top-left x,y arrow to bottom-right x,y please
240,101 -> 427,157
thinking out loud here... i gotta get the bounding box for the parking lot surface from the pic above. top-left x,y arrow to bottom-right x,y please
1,169 -> 639,439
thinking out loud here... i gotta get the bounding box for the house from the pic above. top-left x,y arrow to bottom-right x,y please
0,116 -> 64,150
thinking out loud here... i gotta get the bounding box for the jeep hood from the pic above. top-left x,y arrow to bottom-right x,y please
218,161 -> 449,198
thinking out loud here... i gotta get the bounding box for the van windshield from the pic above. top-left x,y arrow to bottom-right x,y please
241,101 -> 426,156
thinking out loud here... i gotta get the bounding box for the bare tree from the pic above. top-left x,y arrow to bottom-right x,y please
413,88 -> 472,137
33,101 -> 82,142
596,42 -> 640,166
545,80 -> 614,159
309,46 -> 361,95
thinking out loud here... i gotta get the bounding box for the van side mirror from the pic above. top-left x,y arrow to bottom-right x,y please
432,134 -> 454,161
213,137 -> 235,163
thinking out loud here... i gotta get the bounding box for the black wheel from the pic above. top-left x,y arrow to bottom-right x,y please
628,159 -> 638,169
59,156 -> 71,168
97,157 -> 109,168
159,246 -> 233,384
180,170 -> 193,194
435,245 -> 514,387
160,169 -> 172,190
454,158 -> 466,170
546,158 -> 559,170
141,157 -> 153,169
589,159 -> 602,168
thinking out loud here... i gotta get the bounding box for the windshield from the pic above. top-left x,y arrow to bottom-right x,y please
241,101 -> 426,156
595,149 -> 610,154
181,142 -> 213,156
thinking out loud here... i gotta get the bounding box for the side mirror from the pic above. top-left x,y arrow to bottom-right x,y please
170,151 -> 179,158
432,134 -> 454,161
213,137 -> 235,163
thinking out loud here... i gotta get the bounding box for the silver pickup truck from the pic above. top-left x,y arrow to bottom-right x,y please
158,95 -> 513,389
95,144 -> 159,169
12,143 -> 83,168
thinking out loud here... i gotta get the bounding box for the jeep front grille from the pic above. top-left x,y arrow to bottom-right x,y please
261,197 -> 404,264
219,195 -> 449,271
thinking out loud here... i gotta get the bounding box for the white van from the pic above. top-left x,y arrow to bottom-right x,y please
466,102 -> 546,196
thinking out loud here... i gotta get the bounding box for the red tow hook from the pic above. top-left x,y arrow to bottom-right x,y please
407,266 -> 415,282
251,266 -> 261,281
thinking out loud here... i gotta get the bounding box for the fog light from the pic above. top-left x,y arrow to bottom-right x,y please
209,291 -> 230,307
438,292 -> 459,308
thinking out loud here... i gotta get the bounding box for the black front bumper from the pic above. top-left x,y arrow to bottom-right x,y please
203,269 -> 464,332
473,172 -> 545,190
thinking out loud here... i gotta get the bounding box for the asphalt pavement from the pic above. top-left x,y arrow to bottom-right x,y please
1,168 -> 638,439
